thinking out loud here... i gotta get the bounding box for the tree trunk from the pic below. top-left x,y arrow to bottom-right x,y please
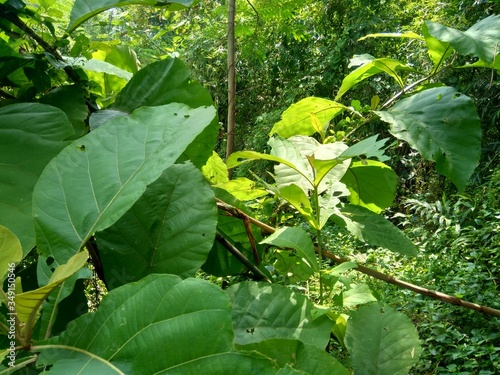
226,0 -> 236,178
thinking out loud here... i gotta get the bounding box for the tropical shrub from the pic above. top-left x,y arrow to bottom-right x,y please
0,0 -> 499,374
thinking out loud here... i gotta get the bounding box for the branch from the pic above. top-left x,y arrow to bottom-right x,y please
1,6 -> 82,84
216,198 -> 500,317
216,232 -> 271,282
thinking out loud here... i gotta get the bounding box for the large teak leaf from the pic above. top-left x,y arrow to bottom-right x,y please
35,274 -> 278,374
376,87 -> 481,191
96,162 -> 217,288
0,103 -> 73,255
345,302 -> 422,375
33,103 -> 216,269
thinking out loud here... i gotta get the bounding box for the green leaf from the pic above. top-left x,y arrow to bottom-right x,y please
375,87 -> 481,191
426,15 -> 500,63
95,162 -> 217,288
345,302 -> 422,375
36,274 -> 278,374
318,180 -> 350,229
339,134 -> 389,162
202,151 -> 229,185
15,251 -> 88,333
341,160 -> 398,214
0,225 -> 22,282
0,103 -> 73,255
108,58 -> 218,168
421,22 -> 453,71
279,184 -> 318,229
336,56 -> 415,100
67,0 -> 200,33
358,32 -> 423,41
83,58 -> 133,80
270,97 -> 348,139
334,204 -> 417,256
237,339 -> 350,375
226,282 -> 332,349
33,104 -> 216,271
342,283 -> 377,307
217,177 -> 268,201
261,227 -> 319,276
40,85 -> 89,139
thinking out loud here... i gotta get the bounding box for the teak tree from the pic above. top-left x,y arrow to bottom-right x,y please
0,0 -> 499,373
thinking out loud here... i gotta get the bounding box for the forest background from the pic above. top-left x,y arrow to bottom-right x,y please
0,0 -> 499,374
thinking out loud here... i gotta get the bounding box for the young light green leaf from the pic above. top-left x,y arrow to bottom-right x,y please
336,57 -> 415,100
345,302 -> 422,375
358,32 -> 424,41
83,58 -> 133,80
270,97 -> 348,139
217,177 -> 268,201
0,225 -> 22,282
341,160 -> 398,214
342,283 -> 377,307
33,104 -> 216,271
202,151 -> 229,185
0,103 -> 73,256
279,184 -> 318,229
318,180 -> 350,229
333,204 -> 417,256
375,87 -> 481,191
95,163 -> 217,288
36,274 -> 278,374
14,251 -> 88,333
261,227 -> 319,274
226,282 -> 332,349
426,15 -> 500,63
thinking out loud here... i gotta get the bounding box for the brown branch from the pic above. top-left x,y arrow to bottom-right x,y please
216,232 -> 271,282
216,198 -> 500,318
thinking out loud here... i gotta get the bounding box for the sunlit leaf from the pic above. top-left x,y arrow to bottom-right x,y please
0,225 -> 22,282
376,87 -> 481,191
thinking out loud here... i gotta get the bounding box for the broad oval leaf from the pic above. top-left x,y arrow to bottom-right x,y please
426,15 -> 500,63
226,282 -> 332,349
333,204 -> 417,256
33,103 -> 216,270
421,23 -> 453,71
270,97 -> 348,139
375,87 -> 481,191
36,274 -> 278,374
0,103 -> 73,255
96,162 -> 217,288
108,57 -> 218,168
345,302 -> 422,375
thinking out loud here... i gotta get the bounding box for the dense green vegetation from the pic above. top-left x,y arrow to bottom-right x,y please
0,0 -> 499,374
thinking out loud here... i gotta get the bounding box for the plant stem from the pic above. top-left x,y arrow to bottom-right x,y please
312,186 -> 324,304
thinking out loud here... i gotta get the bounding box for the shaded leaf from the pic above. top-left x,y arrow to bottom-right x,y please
96,162 -> 217,288
226,282 -> 332,349
261,227 -> 319,276
238,339 -> 350,375
0,103 -> 73,255
333,204 -> 417,256
345,302 -> 422,375
33,104 -> 216,270
36,274 -> 278,374
376,87 -> 481,191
